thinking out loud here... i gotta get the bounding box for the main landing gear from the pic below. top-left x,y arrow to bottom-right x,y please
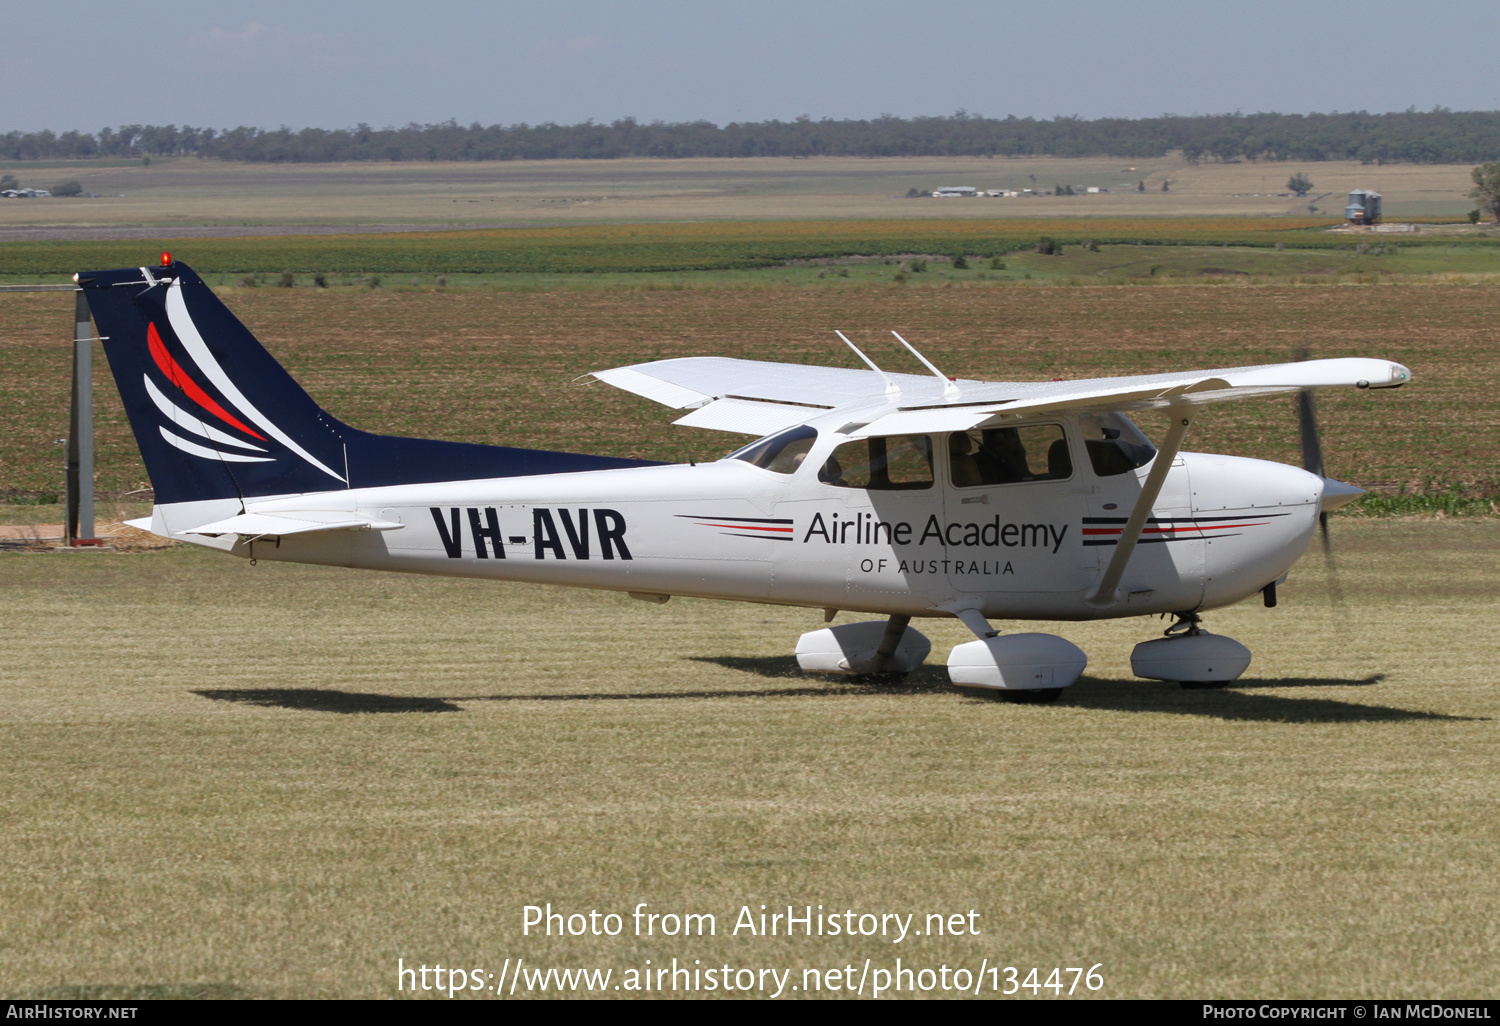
795,615 -> 932,682
796,608 -> 1252,698
796,610 -> 1087,702
947,630 -> 1088,702
1130,612 -> 1252,689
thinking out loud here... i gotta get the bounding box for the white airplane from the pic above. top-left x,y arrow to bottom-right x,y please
80,256 -> 1411,701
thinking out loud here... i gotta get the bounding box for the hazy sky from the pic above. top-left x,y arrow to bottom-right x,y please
5,0 -> 1498,132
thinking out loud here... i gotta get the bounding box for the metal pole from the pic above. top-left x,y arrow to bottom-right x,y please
0,285 -> 84,542
66,291 -> 95,544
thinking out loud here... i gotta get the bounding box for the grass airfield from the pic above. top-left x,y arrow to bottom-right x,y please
1,176 -> 1498,997
1,520 -> 1497,999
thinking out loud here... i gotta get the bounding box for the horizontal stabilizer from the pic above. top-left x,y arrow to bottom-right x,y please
183,510 -> 404,538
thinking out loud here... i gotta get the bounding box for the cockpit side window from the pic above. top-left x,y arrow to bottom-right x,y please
728,425 -> 818,474
948,424 -> 1072,486
819,435 -> 934,490
1079,412 -> 1157,477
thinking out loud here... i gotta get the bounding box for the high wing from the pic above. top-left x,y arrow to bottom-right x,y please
590,356 -> 1412,436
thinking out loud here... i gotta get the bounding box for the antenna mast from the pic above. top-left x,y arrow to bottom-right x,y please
891,331 -> 960,399
835,331 -> 900,396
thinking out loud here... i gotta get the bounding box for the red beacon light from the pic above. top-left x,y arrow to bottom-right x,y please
160,250 -> 172,268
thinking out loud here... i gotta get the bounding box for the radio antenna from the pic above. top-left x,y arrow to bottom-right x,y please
835,330 -> 900,396
891,331 -> 960,398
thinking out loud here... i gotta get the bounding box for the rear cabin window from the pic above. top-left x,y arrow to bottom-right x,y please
1079,413 -> 1157,477
948,425 -> 1072,487
729,425 -> 818,474
819,435 -> 934,490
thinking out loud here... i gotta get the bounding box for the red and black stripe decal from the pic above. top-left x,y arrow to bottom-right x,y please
1082,513 -> 1289,546
675,513 -> 795,541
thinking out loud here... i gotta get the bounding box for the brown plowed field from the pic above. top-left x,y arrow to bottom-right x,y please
1,283 -> 1493,499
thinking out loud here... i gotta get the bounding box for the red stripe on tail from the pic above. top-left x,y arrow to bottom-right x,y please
147,322 -> 267,441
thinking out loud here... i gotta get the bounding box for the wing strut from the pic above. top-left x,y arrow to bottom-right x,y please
1084,408 -> 1195,608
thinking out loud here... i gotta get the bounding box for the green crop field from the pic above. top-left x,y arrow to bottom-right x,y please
2,217 -> 1498,281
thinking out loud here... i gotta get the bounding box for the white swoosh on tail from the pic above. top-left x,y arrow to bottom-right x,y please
165,282 -> 346,482
144,375 -> 268,451
159,425 -> 275,463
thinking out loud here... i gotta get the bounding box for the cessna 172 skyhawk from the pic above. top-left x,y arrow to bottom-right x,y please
81,257 -> 1410,701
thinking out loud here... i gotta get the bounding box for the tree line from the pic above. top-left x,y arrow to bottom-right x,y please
4,109 -> 1500,165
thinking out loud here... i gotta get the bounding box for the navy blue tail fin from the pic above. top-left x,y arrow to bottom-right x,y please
80,260 -> 655,505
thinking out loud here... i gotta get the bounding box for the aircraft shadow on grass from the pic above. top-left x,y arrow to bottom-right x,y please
193,688 -> 462,714
192,668 -> 1479,725
1056,674 -> 1481,724
696,660 -> 1475,725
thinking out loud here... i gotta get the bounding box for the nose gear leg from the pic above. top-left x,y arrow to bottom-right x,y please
1164,611 -> 1204,637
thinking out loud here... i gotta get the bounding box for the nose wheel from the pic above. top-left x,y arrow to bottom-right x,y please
1131,611 -> 1252,688
1164,612 -> 1221,687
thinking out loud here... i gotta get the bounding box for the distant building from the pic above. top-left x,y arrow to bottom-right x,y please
933,186 -> 978,198
1345,190 -> 1382,225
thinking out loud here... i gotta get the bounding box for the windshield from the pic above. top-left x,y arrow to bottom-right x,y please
728,425 -> 818,474
1078,412 -> 1157,477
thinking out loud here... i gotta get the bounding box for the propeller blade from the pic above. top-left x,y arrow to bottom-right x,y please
1292,349 -> 1346,617
1293,347 -> 1326,480
1297,389 -> 1325,480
